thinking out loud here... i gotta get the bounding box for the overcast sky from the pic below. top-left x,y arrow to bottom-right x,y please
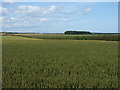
0,2 -> 118,33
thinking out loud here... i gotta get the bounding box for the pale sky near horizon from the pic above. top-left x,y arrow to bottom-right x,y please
0,2 -> 118,33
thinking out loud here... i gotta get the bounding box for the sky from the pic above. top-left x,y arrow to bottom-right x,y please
0,2 -> 118,33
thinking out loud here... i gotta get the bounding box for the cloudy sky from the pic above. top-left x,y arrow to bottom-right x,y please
0,2 -> 118,33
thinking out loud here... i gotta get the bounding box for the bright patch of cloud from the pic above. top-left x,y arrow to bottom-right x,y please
10,17 -> 16,21
84,8 -> 93,12
40,18 -> 49,22
16,5 -> 41,14
65,10 -> 71,14
42,5 -> 57,14
60,18 -> 69,23
0,16 -> 4,22
15,5 -> 57,16
49,5 -> 57,12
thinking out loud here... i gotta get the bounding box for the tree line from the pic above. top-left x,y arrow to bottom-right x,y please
64,31 -> 92,34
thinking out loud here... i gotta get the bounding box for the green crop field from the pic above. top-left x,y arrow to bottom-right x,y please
16,34 -> 119,41
2,36 -> 118,88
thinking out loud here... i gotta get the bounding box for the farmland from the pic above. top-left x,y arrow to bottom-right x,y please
2,36 -> 118,88
13,34 -> 119,41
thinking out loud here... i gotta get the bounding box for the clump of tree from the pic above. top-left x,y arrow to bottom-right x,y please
64,31 -> 92,35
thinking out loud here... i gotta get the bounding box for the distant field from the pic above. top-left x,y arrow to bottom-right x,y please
12,34 -> 119,41
2,36 -> 118,88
